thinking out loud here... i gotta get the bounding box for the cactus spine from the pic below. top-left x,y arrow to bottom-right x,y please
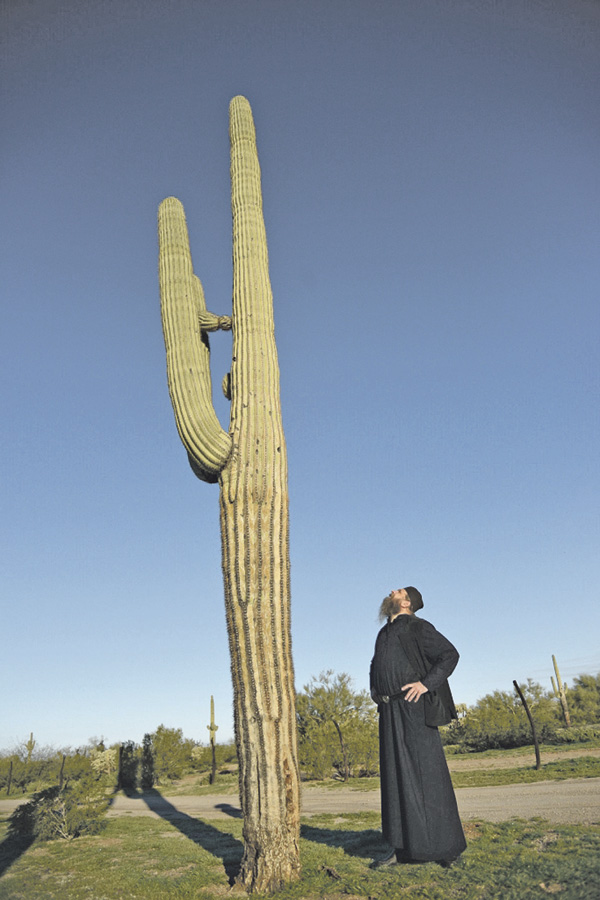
158,96 -> 300,893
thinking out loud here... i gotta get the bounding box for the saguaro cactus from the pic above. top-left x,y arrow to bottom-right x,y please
158,96 -> 300,892
207,695 -> 219,785
551,655 -> 571,728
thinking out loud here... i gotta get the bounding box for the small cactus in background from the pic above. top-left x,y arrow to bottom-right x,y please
158,96 -> 300,892
207,695 -> 218,785
26,733 -> 36,764
551,655 -> 572,727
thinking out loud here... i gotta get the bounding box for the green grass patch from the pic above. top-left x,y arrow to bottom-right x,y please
451,756 -> 600,788
302,776 -> 381,792
1,807 -> 599,900
444,738 -> 600,758
152,771 -> 240,797
299,756 -> 600,793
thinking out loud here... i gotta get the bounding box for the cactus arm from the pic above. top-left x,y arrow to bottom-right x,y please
158,196 -> 232,483
198,311 -> 232,332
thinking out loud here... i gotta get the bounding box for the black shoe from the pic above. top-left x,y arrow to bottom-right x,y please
437,858 -> 456,869
370,851 -> 398,869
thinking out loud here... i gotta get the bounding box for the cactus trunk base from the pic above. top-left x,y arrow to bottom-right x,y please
238,823 -> 301,893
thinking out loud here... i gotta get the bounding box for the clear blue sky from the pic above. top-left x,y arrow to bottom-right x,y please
2,0 -> 599,752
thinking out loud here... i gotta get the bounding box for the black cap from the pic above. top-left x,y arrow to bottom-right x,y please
404,586 -> 423,612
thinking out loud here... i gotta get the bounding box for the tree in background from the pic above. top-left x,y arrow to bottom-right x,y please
445,679 -> 561,750
566,674 -> 600,725
149,725 -> 194,783
297,671 -> 378,780
118,741 -> 139,792
140,734 -> 155,790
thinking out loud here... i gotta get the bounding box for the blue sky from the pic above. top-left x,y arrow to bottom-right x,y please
2,0 -> 599,751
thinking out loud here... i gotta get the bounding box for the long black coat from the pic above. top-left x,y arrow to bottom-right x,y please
370,614 -> 466,862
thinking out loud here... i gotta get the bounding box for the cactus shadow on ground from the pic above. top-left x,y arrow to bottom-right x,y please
0,829 -> 35,878
214,802 -> 243,818
135,789 -> 243,884
300,822 -> 387,860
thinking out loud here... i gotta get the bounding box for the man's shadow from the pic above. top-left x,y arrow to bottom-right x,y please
124,789 -> 243,884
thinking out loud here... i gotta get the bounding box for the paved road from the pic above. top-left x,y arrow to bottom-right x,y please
2,779 -> 599,826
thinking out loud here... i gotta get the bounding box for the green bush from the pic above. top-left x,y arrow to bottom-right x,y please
8,774 -> 109,841
565,674 -> 600,724
118,741 -> 139,791
297,672 -> 379,780
149,725 -> 195,783
441,680 -> 564,752
549,724 -> 600,744
0,749 -> 93,796
191,740 -> 238,775
141,734 -> 155,790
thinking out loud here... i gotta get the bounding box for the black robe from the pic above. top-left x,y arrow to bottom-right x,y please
370,614 -> 466,862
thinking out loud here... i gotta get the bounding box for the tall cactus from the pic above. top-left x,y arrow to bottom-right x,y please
158,96 -> 300,892
551,655 -> 571,727
207,695 -> 219,785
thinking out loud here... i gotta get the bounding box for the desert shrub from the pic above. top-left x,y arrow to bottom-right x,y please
0,749 -> 92,796
140,734 -> 155,790
297,672 -> 379,780
148,725 -> 195,783
90,747 -> 119,778
548,724 -> 600,744
297,718 -> 338,780
565,674 -> 600,725
9,774 -> 109,841
191,740 -> 238,776
346,718 -> 380,777
0,755 -> 22,794
443,680 -> 563,752
118,741 -> 139,791
0,755 -> 55,795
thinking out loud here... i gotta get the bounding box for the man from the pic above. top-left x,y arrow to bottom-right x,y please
370,586 -> 466,867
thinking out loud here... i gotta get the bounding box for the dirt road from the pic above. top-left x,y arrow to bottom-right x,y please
95,778 -> 600,826
2,749 -> 599,826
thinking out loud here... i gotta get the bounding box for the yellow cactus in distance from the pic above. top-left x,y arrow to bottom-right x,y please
158,96 -> 300,893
